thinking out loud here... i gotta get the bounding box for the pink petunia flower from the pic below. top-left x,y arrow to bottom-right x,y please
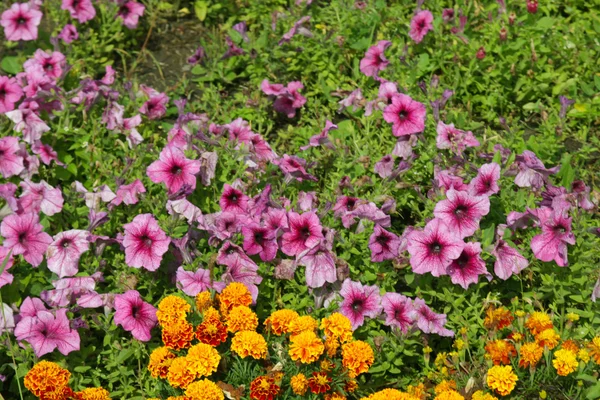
45,230 -> 89,278
0,136 -> 24,178
297,243 -> 337,288
381,292 -> 416,333
407,218 -> 465,277
219,184 -> 249,214
113,290 -> 157,342
5,108 -> 50,144
359,40 -> 392,78
224,118 -> 253,143
275,82 -> 307,118
337,88 -> 363,112
0,183 -> 19,212
273,154 -> 317,182
369,225 -> 401,262
147,146 -> 201,195
468,162 -> 501,197
278,16 -> 312,45
339,279 -> 382,330
24,50 -> 66,81
0,77 -> 23,113
300,120 -> 337,151
433,188 -> 490,239
214,245 -> 262,302
409,10 -> 434,43
122,214 -> 170,271
446,242 -> 490,289
0,213 -> 52,266
31,142 -> 62,166
14,308 -> 80,357
166,199 -> 202,225
492,239 -> 529,280
0,2 -> 43,41
281,211 -> 324,257
176,266 -> 211,296
61,0 -> 96,23
530,207 -> 575,267
18,180 -> 64,216
383,94 -> 426,137
374,155 -> 395,179
58,24 -> 78,43
241,223 -> 278,262
117,1 -> 145,29
40,276 -> 102,308
413,298 -> 454,336
436,121 -> 480,154
111,179 -> 146,206
0,247 -> 15,288
514,150 -> 560,189
435,169 -> 468,192
139,92 -> 169,120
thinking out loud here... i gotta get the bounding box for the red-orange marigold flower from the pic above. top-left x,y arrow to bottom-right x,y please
308,372 -> 331,394
162,321 -> 195,350
24,361 -> 71,398
483,306 -> 514,330
250,375 -> 280,400
196,319 -> 228,346
485,339 -> 516,365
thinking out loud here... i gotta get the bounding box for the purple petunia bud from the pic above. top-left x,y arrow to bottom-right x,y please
476,47 -> 486,60
527,0 -> 538,14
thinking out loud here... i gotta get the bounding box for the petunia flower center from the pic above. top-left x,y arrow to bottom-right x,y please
346,198 -> 357,211
395,308 -> 405,321
554,225 -> 567,234
131,305 -> 140,318
455,253 -> 469,268
61,239 -> 71,248
17,16 -> 27,25
351,300 -> 364,312
376,234 -> 389,246
253,231 -> 264,245
454,205 -> 468,219
170,165 -> 183,175
18,232 -> 27,243
140,235 -> 153,247
398,110 -> 408,121
300,226 -> 311,240
229,194 -> 238,202
429,241 -> 443,255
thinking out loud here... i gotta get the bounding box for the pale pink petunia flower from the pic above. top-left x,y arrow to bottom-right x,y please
19,296 -> 48,319
383,94 -> 426,137
381,292 -> 415,333
122,214 -> 170,271
339,279 -> 382,330
18,180 -> 64,216
0,247 -> 15,288
24,50 -> 67,81
0,303 -> 14,334
58,23 -> 78,43
492,239 -> 529,280
297,191 -> 318,212
281,211 -> 324,257
40,277 -> 101,308
61,0 -> 96,23
273,154 -> 317,182
435,169 -> 468,192
176,266 -> 212,296
1,3 -> 43,41
241,223 -> 278,262
374,155 -> 395,179
433,188 -> 490,239
219,184 -> 249,214
514,150 -> 559,189
14,308 -> 80,357
359,40 -> 392,78
0,76 -> 24,113
73,182 -> 117,210
446,242 -> 490,289
225,117 -> 253,143
436,121 -> 480,154
369,225 -> 401,262
409,10 -> 434,43
45,230 -> 89,278
111,179 -> 146,206
0,137 -> 24,178
0,213 -> 51,266
5,108 -> 50,144
166,199 -> 203,225
117,1 -> 145,29
407,218 -> 465,277
113,290 -> 157,341
468,162 -> 501,197
530,207 -> 575,267
249,134 -> 277,161
0,183 -> 19,213
413,298 -> 454,336
297,243 -> 337,288
146,146 -> 201,195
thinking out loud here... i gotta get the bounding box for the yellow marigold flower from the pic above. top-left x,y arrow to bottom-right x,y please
167,357 -> 195,389
325,393 -> 347,400
510,332 -> 523,342
24,361 -> 71,398
203,306 -> 221,323
553,349 -> 578,376
486,365 -> 518,396
195,291 -> 212,313
162,321 -> 195,350
320,359 -> 334,372
185,379 -> 224,400
484,306 -> 514,330
290,373 -> 308,395
342,340 -> 374,378
578,348 -> 590,363
219,282 -> 252,315
423,346 -> 433,354
166,397 -> 189,400
525,312 -> 553,335
434,390 -> 464,400
435,352 -> 448,367
157,295 -> 191,326
587,337 -> 600,365
321,312 -> 353,341
226,305 -> 258,333
561,339 -> 579,353
289,330 -> 325,364
148,346 -> 176,379
231,330 -> 268,359
265,309 -> 299,335
186,343 -> 220,377
535,328 -> 560,350
519,342 -> 543,368
360,389 -> 419,400
407,383 -> 427,398
76,387 -> 111,400
459,326 -> 468,335
566,312 -> 579,322
453,338 -> 465,350
539,390 -> 547,399
434,380 -> 457,394
288,315 -> 319,336
471,390 -> 498,400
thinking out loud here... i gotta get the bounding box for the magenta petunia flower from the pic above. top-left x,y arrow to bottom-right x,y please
61,0 -> 96,23
176,266 -> 211,296
58,23 -> 78,43
446,242 -> 490,289
219,184 -> 249,214
0,136 -> 24,178
31,142 -> 62,166
369,225 -> 401,262
24,50 -> 66,81
111,179 -> 146,206
433,188 -> 490,239
241,223 -> 278,262
122,213 -> 170,271
339,279 -> 382,330
413,298 -> 454,336
18,180 -> 64,216
492,239 -> 529,280
409,10 -> 434,43
436,121 -> 480,154
0,246 -> 15,288
530,208 -> 575,267
381,292 -> 416,333
297,191 -> 318,212
1,3 -> 43,41
113,290 -> 157,342
297,244 -> 336,288
264,208 -> 289,233
0,213 -> 51,266
139,92 -> 169,120
383,94 -> 426,137
14,308 -> 80,357
146,145 -> 201,195
275,82 -> 307,118
435,169 -> 468,192
359,40 -> 391,78
225,118 -> 253,143
0,77 -> 23,113
468,162 -> 501,197
281,211 -> 324,257
45,230 -> 89,278
407,218 -> 464,277
117,1 -> 145,29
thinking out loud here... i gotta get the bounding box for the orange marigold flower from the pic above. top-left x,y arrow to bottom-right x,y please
250,375 -> 280,400
486,365 -> 518,396
75,387 -> 111,400
195,291 -> 213,313
289,330 -> 325,364
148,346 -> 176,379
167,357 -> 195,389
561,339 -> 579,353
407,383 -> 427,399
507,332 -> 523,342
320,359 -> 334,372
185,379 -> 224,400
157,295 -> 191,327
434,380 -> 457,394
186,343 -> 220,377
308,372 -> 331,394
39,386 -> 75,400
162,321 -> 195,350
219,282 -> 252,315
518,342 -> 543,368
231,331 -> 268,359
196,319 -> 228,346
24,361 -> 71,398
485,340 -> 517,365
325,336 -> 341,357
264,309 -> 299,335
288,315 -> 319,336
483,306 -> 514,330
361,389 -> 419,400
227,305 -> 258,333
433,391 -> 464,400
535,328 -> 560,350
552,349 -> 578,376
321,312 -> 353,342
588,337 -> 600,365
203,306 -> 222,323
290,373 -> 308,395
342,340 -> 374,378
525,312 -> 553,335
325,393 -> 347,400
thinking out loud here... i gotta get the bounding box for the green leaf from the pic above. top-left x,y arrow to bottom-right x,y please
1,56 -> 21,74
536,17 -> 555,31
586,382 -> 600,400
194,0 -> 208,21
594,75 -> 600,91
558,153 -> 575,188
